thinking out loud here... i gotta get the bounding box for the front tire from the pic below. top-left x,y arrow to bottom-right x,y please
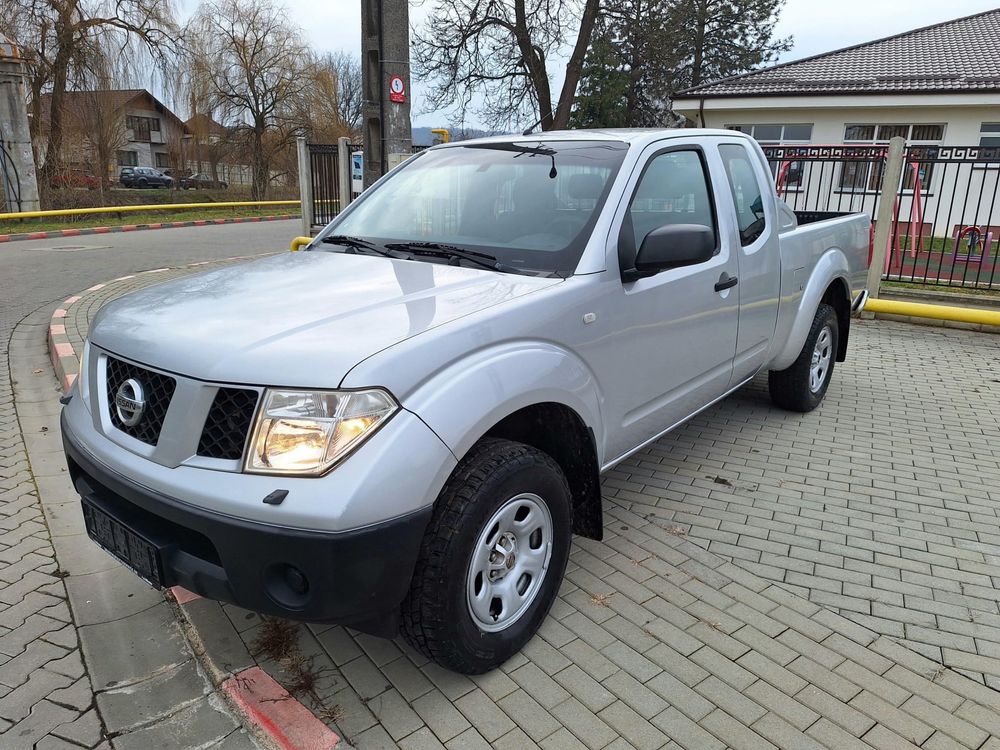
768,302 -> 839,412
401,438 -> 572,674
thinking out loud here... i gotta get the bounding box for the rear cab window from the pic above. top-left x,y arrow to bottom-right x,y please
719,144 -> 768,246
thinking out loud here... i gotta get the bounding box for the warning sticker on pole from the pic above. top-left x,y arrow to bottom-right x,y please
389,75 -> 406,103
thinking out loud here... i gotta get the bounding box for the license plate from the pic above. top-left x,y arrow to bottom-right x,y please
82,498 -> 163,588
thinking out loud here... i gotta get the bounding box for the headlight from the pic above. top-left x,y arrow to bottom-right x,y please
245,388 -> 397,476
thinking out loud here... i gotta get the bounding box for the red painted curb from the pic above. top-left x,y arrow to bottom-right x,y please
170,585 -> 202,605
223,667 -> 340,750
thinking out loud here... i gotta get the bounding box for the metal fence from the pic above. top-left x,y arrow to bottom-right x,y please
888,146 -> 1000,290
308,143 -> 341,225
762,144 -> 1000,290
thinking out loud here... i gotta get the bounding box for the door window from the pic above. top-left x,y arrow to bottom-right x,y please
720,144 -> 767,246
627,150 -> 717,253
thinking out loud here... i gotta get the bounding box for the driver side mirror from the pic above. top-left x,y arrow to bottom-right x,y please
631,224 -> 715,278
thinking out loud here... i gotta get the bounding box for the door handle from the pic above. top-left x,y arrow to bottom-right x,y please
715,274 -> 738,292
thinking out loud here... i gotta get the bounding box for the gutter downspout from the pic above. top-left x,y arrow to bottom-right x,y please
698,97 -> 706,128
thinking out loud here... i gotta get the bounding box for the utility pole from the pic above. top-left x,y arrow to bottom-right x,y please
0,34 -> 41,212
361,0 -> 413,189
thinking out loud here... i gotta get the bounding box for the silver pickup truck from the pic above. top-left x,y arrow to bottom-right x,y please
61,129 -> 870,674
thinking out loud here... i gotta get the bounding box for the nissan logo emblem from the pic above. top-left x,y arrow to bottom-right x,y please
115,378 -> 146,427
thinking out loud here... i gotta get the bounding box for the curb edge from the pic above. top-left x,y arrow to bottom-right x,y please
43,254 -> 346,750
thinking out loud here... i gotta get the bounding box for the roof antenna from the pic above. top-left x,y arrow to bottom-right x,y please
522,112 -> 551,136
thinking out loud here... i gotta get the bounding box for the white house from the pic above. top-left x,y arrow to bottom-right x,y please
672,9 -> 1000,152
673,9 -> 1000,281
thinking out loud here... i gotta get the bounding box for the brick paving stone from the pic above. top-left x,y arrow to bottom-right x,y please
16,244 -> 1000,749
2,244 -> 284,748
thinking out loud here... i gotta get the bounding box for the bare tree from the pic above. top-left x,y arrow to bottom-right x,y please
187,0 -> 314,198
414,0 -> 601,131
2,0 -> 176,186
322,51 -> 362,134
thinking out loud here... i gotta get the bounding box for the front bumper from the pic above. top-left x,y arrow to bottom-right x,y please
63,413 -> 432,632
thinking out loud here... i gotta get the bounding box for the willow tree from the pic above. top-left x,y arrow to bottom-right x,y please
1,0 -> 175,185
187,0 -> 314,198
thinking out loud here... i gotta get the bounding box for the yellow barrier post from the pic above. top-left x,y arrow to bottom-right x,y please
864,298 -> 1000,327
0,199 -> 301,223
290,236 -> 312,252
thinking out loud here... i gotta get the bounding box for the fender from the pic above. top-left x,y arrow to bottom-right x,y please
402,340 -> 606,465
769,247 -> 852,371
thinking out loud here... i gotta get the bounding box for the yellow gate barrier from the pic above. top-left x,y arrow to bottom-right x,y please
865,297 -> 1000,327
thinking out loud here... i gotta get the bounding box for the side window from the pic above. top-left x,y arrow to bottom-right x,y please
628,150 -> 717,253
720,144 -> 767,245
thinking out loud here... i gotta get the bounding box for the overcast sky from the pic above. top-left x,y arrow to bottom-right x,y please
182,0 -> 1000,128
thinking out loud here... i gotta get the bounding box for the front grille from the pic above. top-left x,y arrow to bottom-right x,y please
105,357 -> 176,445
197,388 -> 259,460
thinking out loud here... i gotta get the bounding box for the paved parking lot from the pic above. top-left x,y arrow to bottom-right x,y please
20,257 -> 1000,749
0,222 -> 292,748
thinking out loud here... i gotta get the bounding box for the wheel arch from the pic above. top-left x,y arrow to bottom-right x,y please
821,277 -> 851,361
479,402 -> 603,540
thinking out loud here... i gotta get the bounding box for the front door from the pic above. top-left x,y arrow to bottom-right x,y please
600,145 -> 740,462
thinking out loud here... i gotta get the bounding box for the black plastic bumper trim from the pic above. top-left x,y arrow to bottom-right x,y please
62,412 -> 432,632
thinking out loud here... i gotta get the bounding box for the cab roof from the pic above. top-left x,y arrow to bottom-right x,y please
432,128 -> 751,150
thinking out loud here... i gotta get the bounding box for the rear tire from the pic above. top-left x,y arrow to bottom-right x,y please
401,438 -> 572,674
768,303 -> 838,413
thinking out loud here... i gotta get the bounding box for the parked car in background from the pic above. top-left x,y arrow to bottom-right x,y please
179,173 -> 228,190
119,166 -> 173,189
62,129 -> 871,674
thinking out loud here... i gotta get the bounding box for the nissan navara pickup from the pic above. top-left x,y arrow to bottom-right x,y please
61,129 -> 870,674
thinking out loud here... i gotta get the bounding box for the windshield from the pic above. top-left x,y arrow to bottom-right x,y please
321,140 -> 629,276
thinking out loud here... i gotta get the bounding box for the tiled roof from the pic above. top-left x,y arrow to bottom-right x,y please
36,89 -> 189,133
674,8 -> 1000,98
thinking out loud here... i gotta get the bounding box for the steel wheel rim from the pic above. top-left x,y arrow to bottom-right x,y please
466,492 -> 553,633
809,325 -> 833,393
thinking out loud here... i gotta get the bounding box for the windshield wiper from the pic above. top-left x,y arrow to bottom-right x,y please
384,241 -> 520,274
466,142 -> 558,178
320,234 -> 400,258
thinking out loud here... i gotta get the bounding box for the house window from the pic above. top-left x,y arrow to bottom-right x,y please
117,150 -> 138,167
726,124 -> 813,144
979,123 -> 1000,158
126,115 -> 161,143
841,123 -> 943,190
154,152 -> 170,168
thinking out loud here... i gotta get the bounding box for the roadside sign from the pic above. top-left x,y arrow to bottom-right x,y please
389,75 -> 406,103
351,152 -> 364,194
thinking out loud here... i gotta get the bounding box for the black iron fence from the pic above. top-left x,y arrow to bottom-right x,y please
762,144 -> 1000,290
761,145 -> 887,221
888,146 -> 1000,290
308,143 -> 341,225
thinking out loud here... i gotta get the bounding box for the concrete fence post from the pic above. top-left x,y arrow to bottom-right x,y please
866,136 -> 907,303
296,136 -> 313,235
337,137 -> 352,216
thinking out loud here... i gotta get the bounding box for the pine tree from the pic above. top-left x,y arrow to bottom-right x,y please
571,0 -> 792,128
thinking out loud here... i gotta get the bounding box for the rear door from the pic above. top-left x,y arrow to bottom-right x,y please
718,141 -> 782,383
599,143 -> 740,462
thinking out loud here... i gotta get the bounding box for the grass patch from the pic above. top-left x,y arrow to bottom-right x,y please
882,280 -> 1000,298
0,205 -> 298,235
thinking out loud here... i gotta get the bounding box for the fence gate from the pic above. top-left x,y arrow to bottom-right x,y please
308,143 -> 341,226
888,145 -> 1000,290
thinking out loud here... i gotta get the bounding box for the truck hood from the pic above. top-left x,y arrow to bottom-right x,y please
89,251 -> 562,386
